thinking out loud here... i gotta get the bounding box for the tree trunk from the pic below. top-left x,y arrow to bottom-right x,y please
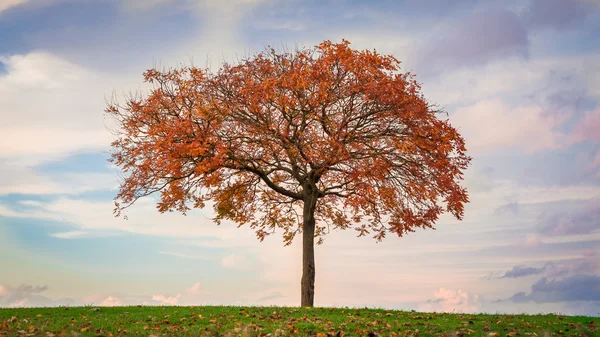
301,193 -> 317,307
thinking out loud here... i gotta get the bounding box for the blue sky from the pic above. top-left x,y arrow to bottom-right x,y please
0,0 -> 599,315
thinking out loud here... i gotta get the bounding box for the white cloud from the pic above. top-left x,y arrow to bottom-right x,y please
0,128 -> 110,161
0,52 -> 125,166
0,168 -> 117,196
50,231 -> 88,239
158,251 -> 213,260
0,204 -> 22,217
19,200 -> 44,207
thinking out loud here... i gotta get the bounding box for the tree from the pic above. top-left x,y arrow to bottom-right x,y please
107,40 -> 471,307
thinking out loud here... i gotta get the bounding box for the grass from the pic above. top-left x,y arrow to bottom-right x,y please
0,305 -> 598,337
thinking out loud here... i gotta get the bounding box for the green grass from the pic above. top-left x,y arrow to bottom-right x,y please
0,305 -> 598,337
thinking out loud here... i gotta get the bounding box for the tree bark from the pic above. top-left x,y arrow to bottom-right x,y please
301,192 -> 317,307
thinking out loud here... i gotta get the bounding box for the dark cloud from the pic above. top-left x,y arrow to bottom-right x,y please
417,8 -> 529,73
497,251 -> 599,280
502,264 -> 547,278
508,274 -> 600,303
495,202 -> 519,215
538,197 -> 600,236
520,0 -> 597,30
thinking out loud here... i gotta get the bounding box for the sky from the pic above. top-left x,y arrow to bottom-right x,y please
0,0 -> 599,315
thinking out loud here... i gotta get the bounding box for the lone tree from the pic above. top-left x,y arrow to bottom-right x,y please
107,40 -> 471,307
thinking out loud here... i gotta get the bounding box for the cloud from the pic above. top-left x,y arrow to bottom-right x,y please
538,197 -> 600,236
523,234 -> 543,248
498,250 -> 599,280
419,288 -> 481,313
221,253 -> 248,270
450,99 -> 567,154
495,202 -> 519,215
546,250 -> 600,277
82,292 -> 183,307
186,282 -> 204,295
502,264 -> 548,278
158,251 -> 213,260
0,0 -> 30,14
521,0 -> 596,30
508,274 -> 600,303
152,294 -> 180,305
0,284 -> 53,308
99,296 -> 121,306
122,0 -> 272,22
417,8 -> 529,73
0,165 -> 116,196
0,51 -> 128,200
571,107 -> 600,142
119,0 -> 173,11
0,50 -> 145,173
50,231 -> 88,239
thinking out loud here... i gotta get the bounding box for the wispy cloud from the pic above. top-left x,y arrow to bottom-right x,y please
537,197 -> 600,236
158,251 -> 213,260
0,0 -> 30,14
50,231 -> 88,239
501,264 -> 548,278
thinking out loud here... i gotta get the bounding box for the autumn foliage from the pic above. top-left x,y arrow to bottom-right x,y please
107,40 -> 471,306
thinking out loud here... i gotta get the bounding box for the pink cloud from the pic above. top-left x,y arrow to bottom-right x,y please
523,234 -> 543,248
7,299 -> 27,308
451,99 -> 567,154
100,296 -> 121,307
0,285 -> 7,297
152,294 -> 180,305
571,108 -> 600,142
186,282 -> 203,295
418,288 -> 481,313
593,149 -> 600,167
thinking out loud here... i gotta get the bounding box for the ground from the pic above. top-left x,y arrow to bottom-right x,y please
0,306 -> 598,337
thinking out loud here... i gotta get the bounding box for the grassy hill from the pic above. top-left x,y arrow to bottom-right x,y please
1,305 -> 598,337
